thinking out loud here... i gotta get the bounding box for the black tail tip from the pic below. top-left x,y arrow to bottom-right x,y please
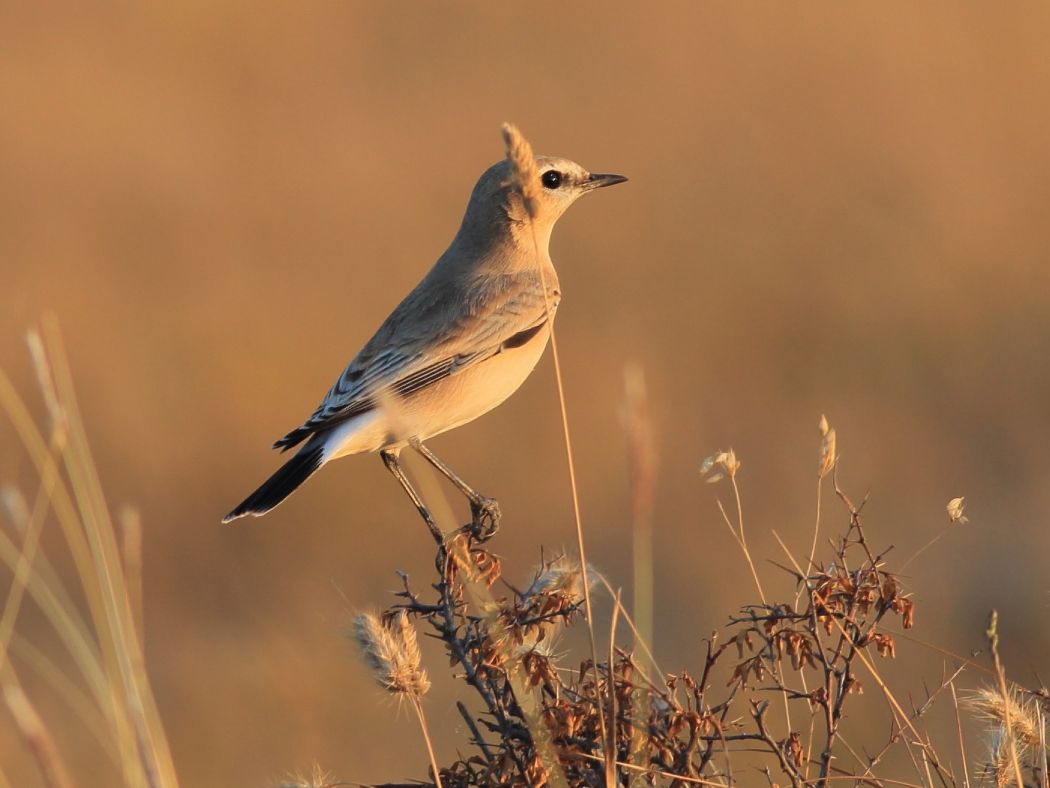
221,508 -> 250,524
221,444 -> 324,525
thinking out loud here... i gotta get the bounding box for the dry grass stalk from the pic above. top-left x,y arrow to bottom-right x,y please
622,365 -> 656,644
622,365 -> 657,772
702,448 -> 767,608
1,320 -> 178,787
499,121 -> 606,764
119,507 -> 144,650
2,677 -> 75,788
983,611 -> 1027,787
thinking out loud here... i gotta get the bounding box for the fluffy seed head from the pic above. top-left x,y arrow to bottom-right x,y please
523,556 -> 594,603
351,611 -> 431,698
500,122 -> 540,218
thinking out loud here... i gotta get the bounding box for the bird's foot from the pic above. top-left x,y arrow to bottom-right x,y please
468,496 -> 501,541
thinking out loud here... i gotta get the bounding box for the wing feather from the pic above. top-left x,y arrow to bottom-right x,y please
274,268 -> 558,450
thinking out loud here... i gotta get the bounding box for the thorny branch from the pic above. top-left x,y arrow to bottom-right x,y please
362,484 -> 949,787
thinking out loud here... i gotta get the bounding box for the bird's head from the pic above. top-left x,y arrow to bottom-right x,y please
456,156 -> 627,253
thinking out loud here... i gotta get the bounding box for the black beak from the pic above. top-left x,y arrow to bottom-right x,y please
585,172 -> 629,190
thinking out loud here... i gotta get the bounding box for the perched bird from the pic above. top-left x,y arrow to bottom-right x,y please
223,147 -> 626,538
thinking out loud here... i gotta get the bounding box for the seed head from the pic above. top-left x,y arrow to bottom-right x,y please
351,611 -> 431,698
966,685 -> 1045,785
966,686 -> 1043,750
818,415 -> 837,478
700,448 -> 740,483
523,556 -> 596,605
276,764 -> 338,788
500,122 -> 540,219
947,497 -> 968,525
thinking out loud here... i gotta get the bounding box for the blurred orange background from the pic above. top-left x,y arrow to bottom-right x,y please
2,2 -> 1049,785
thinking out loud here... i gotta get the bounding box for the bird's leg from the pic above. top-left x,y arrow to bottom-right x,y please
410,440 -> 501,540
380,450 -> 445,547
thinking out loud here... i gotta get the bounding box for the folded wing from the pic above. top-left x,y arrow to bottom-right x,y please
274,270 -> 558,451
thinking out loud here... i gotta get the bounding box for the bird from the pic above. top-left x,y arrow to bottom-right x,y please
223,145 -> 627,539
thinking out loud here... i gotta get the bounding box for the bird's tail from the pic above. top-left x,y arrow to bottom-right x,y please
222,444 -> 325,523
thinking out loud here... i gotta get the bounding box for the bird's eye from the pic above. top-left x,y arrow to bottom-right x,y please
541,170 -> 563,189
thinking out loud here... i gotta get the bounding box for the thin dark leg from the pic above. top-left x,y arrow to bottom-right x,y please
380,450 -> 444,546
410,439 -> 501,539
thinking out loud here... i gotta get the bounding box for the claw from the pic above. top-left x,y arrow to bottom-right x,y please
469,497 -> 501,541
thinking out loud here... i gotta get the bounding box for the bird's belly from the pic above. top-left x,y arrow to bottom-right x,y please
403,324 -> 552,441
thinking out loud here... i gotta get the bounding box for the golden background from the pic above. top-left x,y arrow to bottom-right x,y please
2,2 -> 1049,784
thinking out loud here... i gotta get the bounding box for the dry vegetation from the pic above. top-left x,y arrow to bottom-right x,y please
337,438 -> 1048,787
1,316 -> 1048,788
2,125 -> 1048,787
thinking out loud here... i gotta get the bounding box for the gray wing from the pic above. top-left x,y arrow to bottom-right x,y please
274,270 -> 558,450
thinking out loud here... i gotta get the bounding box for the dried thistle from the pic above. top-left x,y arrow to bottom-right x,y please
700,448 -> 740,483
947,496 -> 968,524
818,414 -> 837,478
500,122 -> 540,218
351,611 -> 431,698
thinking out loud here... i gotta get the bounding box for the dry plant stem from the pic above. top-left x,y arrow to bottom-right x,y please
949,682 -> 971,788
986,610 -> 1025,788
409,696 -> 443,788
119,508 -> 144,650
456,701 -> 495,764
752,700 -> 803,786
1038,702 -> 1048,788
2,675 -> 75,788
713,495 -> 764,609
8,634 -> 119,763
38,321 -> 178,787
792,539 -> 955,788
721,473 -> 794,740
860,664 -> 966,782
0,428 -> 66,673
500,122 -> 605,749
593,572 -> 664,680
0,366 -> 144,776
605,590 -> 621,786
406,401 -> 569,784
898,527 -> 952,574
622,364 -> 655,653
800,475 -> 824,609
623,365 -> 655,774
570,752 -> 729,786
451,542 -> 568,786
